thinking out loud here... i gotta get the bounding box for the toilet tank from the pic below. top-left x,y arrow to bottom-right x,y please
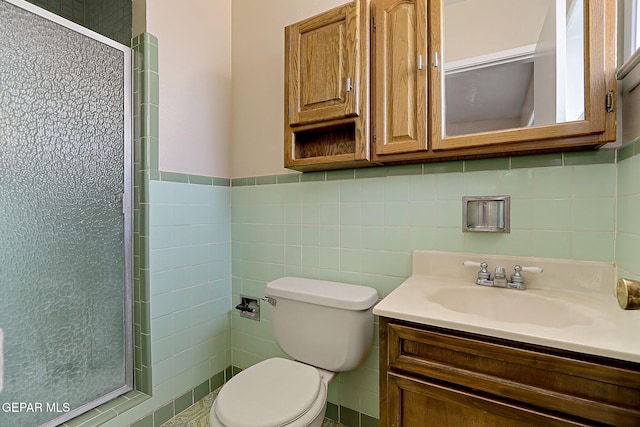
266,277 -> 378,372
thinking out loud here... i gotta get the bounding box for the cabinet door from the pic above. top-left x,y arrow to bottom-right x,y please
373,0 -> 428,156
387,373 -> 585,427
285,1 -> 361,127
430,0 -> 616,152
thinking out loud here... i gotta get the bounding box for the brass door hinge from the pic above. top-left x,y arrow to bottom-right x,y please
605,90 -> 615,113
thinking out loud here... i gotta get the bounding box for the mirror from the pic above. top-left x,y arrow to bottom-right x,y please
443,0 -> 585,137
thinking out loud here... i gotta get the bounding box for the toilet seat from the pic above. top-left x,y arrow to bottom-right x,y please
213,358 -> 325,427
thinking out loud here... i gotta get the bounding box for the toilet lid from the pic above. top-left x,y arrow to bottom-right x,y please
215,358 -> 322,427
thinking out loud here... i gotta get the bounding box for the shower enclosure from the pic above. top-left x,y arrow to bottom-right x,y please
0,1 -> 133,426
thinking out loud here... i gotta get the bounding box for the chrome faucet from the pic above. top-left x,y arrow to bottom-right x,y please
463,261 -> 543,290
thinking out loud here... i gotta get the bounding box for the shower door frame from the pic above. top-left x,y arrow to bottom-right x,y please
3,1 -> 134,425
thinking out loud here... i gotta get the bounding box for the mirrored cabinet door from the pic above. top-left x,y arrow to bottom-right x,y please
430,0 -> 616,152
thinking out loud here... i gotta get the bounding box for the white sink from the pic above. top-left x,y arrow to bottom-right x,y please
373,251 -> 640,363
428,287 -> 593,327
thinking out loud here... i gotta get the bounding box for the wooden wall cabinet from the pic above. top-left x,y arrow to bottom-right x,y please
284,0 -> 371,171
372,0 -> 617,164
284,0 -> 617,171
380,318 -> 640,427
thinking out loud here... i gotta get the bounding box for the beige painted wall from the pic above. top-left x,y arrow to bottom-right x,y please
230,0 -> 347,178
147,0 -> 232,177
196,0 -> 631,178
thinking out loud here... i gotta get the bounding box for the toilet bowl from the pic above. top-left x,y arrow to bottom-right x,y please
209,358 -> 335,427
210,277 -> 378,427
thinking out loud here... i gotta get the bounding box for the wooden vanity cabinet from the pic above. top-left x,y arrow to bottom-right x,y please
380,318 -> 640,427
371,0 -> 617,164
284,0 -> 371,171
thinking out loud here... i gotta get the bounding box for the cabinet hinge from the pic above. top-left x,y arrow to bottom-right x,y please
373,126 -> 377,143
605,90 -> 615,113
372,16 -> 376,32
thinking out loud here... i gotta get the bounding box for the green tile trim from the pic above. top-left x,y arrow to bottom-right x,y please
194,380 -> 210,403
423,161 -> 463,174
159,171 -> 189,183
229,147 -> 633,184
511,153 -> 562,169
153,402 -> 174,427
187,174 -> 213,185
256,175 -> 277,185
386,163 -> 423,176
563,149 -> 616,165
464,157 -> 510,172
325,402 -> 339,421
618,143 -> 635,162
617,136 -> 640,162
132,32 -> 155,399
153,171 -> 231,186
301,171 -> 327,182
231,177 -> 249,187
212,177 -> 232,186
61,390 -> 149,427
355,167 -> 388,179
210,371 -> 225,391
130,414 -> 153,427
174,391 -> 194,415
140,32 -> 158,46
340,406 -> 360,427
276,173 -> 301,184
327,169 -> 356,180
63,408 -> 118,427
361,414 -> 380,427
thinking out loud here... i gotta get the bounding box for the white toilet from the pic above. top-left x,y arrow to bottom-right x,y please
209,277 -> 378,427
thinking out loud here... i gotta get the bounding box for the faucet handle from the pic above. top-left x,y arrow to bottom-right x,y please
464,260 -> 490,281
510,264 -> 543,287
519,265 -> 543,274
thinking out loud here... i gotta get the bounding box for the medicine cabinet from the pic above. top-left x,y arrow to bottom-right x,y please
284,0 -> 617,170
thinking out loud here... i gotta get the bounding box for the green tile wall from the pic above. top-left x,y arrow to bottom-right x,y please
617,138 -> 640,282
231,155 -> 620,420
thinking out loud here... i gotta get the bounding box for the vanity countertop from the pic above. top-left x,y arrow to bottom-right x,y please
373,251 -> 640,364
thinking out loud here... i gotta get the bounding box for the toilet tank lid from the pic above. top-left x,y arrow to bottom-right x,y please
266,277 -> 378,310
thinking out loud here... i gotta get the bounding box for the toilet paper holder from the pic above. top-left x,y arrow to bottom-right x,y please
236,296 -> 261,321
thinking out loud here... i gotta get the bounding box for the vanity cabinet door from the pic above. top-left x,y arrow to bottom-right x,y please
372,0 -> 429,157
380,318 -> 640,427
387,373 -> 583,427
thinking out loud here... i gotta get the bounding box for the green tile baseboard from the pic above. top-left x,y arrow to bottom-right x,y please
122,366 -> 379,427
126,369 -> 227,427
61,391 -> 149,427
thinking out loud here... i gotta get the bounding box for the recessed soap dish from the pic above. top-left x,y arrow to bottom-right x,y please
463,196 -> 510,233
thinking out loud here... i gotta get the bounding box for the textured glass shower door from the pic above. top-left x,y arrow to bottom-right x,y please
0,1 -> 133,426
